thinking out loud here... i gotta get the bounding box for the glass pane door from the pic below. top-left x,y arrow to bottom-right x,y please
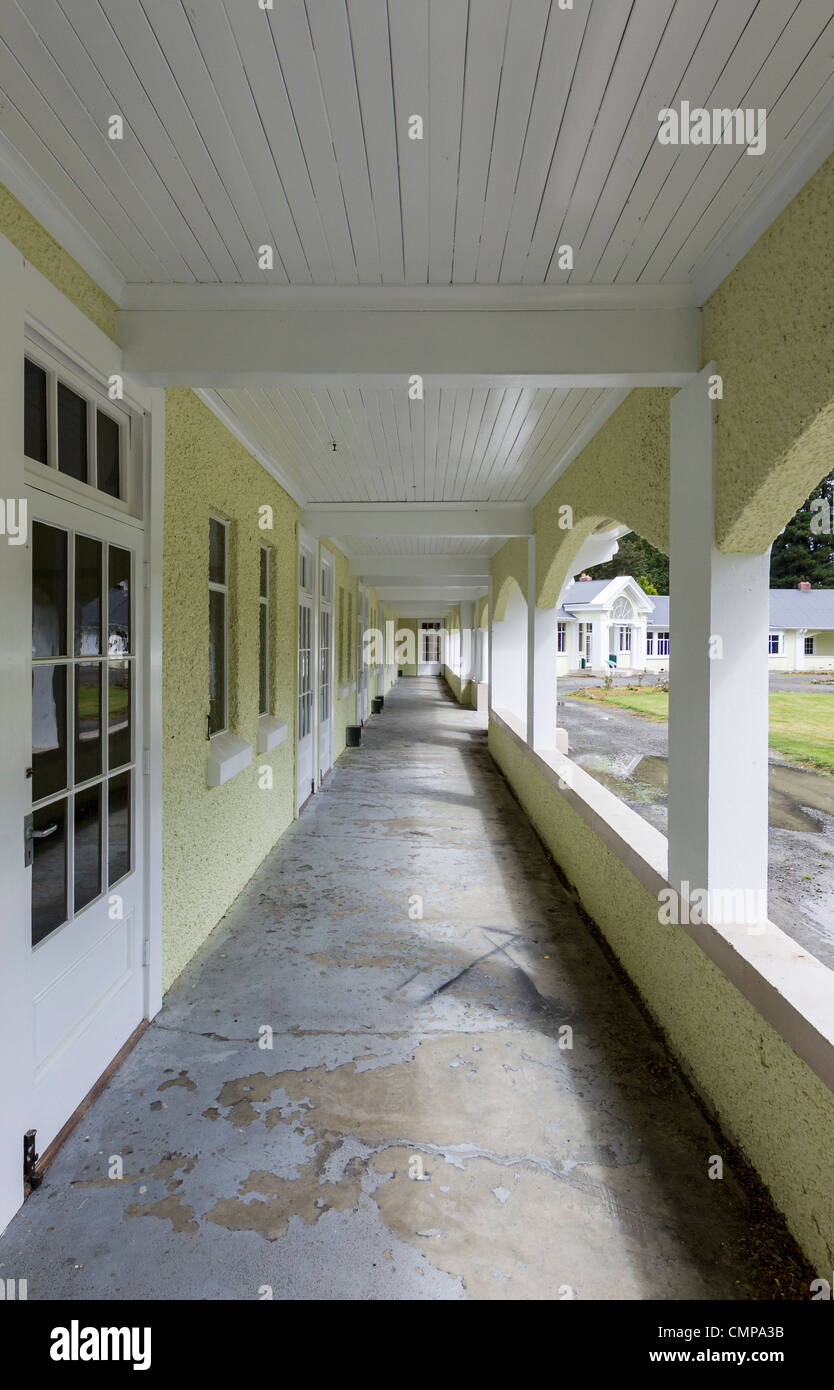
31,521 -> 135,947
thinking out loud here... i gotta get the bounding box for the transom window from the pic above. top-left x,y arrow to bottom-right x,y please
611,596 -> 633,621
24,347 -> 132,508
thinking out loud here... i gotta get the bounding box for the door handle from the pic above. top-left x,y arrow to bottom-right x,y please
24,813 -> 58,867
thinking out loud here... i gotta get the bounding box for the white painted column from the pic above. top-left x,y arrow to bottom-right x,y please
459,599 -> 475,684
668,364 -> 770,920
487,577 -> 494,711
591,619 -> 610,672
532,605 -> 559,750
0,237 -> 33,1234
633,619 -> 647,672
526,538 -> 536,741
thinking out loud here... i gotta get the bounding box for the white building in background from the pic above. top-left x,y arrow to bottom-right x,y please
556,575 -> 834,675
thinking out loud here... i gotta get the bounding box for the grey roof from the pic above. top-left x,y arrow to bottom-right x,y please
561,580 -> 614,606
768,588 -> 834,628
647,596 -> 669,626
647,590 -> 834,629
562,581 -> 834,630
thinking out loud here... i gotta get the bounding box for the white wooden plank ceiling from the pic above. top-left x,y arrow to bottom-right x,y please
1,0 -> 831,578
0,0 -> 830,290
214,383 -> 608,504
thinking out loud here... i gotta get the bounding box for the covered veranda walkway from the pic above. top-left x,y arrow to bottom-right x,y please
0,679 -> 807,1300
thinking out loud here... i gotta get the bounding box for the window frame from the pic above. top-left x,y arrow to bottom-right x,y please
768,632 -> 783,656
208,517 -> 230,738
804,634 -> 816,656
557,621 -> 567,654
259,545 -> 270,717
656,631 -> 670,657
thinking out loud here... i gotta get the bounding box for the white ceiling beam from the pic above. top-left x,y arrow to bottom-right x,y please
120,284 -> 697,310
351,555 -> 491,579
118,295 -> 700,387
306,503 -> 532,538
374,587 -> 483,604
369,574 -> 489,590
387,603 -> 456,617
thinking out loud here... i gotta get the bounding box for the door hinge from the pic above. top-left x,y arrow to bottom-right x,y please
143,561 -> 150,589
142,939 -> 150,968
142,748 -> 151,776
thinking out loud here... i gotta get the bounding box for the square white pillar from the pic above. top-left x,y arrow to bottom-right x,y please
487,577 -> 494,711
668,365 -> 769,919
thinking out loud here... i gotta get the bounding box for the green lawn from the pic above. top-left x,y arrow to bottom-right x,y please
569,687 -> 834,772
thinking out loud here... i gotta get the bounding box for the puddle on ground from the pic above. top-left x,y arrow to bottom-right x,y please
575,753 -> 834,833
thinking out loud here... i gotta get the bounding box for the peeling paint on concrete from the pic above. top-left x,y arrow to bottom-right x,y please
0,681 -> 812,1300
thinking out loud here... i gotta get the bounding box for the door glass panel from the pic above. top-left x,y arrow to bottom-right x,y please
96,410 -> 121,499
75,535 -> 102,655
32,522 -> 67,657
108,661 -> 131,769
57,381 -> 88,482
32,800 -> 67,946
32,664 -> 67,801
25,358 -> 48,464
75,662 -> 102,782
108,546 -> 130,654
74,784 -> 101,913
108,772 -> 131,886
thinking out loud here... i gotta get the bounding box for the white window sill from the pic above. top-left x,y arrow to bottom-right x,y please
257,715 -> 288,754
206,731 -> 253,787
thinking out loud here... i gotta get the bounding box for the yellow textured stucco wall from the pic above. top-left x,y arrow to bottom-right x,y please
395,618 -> 418,676
489,720 -> 834,1274
704,153 -> 834,552
491,538 -> 530,619
533,389 -> 672,609
162,390 -> 300,989
0,182 -> 117,340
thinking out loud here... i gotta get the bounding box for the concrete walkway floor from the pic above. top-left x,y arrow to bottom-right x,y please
0,679 -> 809,1300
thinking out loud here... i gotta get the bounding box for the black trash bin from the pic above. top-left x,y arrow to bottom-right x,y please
346,725 -> 362,747
371,696 -> 383,714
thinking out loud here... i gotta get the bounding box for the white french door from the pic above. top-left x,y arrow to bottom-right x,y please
319,550 -> 334,779
297,532 -> 317,810
418,621 -> 442,675
28,486 -> 145,1153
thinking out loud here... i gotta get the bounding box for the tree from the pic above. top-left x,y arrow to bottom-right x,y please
769,468 -> 834,588
586,532 -> 669,592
